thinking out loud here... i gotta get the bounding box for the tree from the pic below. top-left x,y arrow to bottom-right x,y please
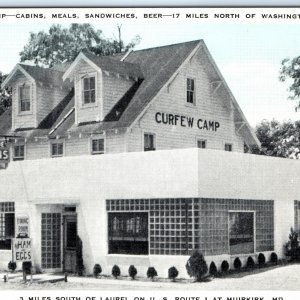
253,119 -> 300,159
280,57 -> 300,108
0,72 -> 11,116
20,24 -> 141,67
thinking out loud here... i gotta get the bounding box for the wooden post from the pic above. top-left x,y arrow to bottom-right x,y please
4,275 -> 7,283
64,272 -> 68,282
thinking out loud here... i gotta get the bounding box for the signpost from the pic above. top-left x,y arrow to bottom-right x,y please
0,139 -> 9,169
12,238 -> 32,262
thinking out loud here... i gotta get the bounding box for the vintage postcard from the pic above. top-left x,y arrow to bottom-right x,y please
0,6 -> 299,300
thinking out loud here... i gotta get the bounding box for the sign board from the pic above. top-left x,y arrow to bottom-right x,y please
12,238 -> 32,262
16,215 -> 29,238
0,140 -> 9,162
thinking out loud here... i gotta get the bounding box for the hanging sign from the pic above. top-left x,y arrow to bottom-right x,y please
12,238 -> 32,262
0,140 -> 9,162
16,215 -> 29,238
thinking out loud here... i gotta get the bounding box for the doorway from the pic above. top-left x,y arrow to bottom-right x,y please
63,214 -> 77,273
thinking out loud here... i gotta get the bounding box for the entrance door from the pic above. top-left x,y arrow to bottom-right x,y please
63,214 -> 77,273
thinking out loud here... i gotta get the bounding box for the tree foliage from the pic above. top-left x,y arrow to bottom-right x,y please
253,119 -> 300,159
20,24 -> 141,67
280,57 -> 300,106
0,72 -> 11,116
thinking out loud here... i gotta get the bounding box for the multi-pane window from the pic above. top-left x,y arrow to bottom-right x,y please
51,142 -> 63,157
108,212 -> 148,255
229,211 -> 254,255
187,78 -> 195,104
83,76 -> 96,104
41,213 -> 61,268
14,145 -> 25,161
91,138 -> 105,154
0,202 -> 15,250
144,133 -> 155,151
19,86 -> 31,112
225,143 -> 232,152
197,140 -> 206,149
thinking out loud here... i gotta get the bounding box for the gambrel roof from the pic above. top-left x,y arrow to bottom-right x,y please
0,40 -> 259,146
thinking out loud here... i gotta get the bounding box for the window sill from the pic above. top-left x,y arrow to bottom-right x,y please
81,103 -> 98,109
185,102 -> 196,108
91,152 -> 105,155
51,155 -> 63,158
13,157 -> 25,161
18,111 -> 33,116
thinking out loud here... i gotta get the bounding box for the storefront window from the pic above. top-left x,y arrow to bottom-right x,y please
229,211 -> 254,255
108,212 -> 148,255
0,202 -> 15,250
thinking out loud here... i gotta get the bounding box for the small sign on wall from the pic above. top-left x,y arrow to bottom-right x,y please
16,215 -> 29,238
12,238 -> 32,262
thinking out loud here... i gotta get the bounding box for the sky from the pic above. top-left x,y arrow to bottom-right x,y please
1,21 -> 300,127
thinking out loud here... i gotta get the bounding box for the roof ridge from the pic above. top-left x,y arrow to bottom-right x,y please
130,39 -> 202,55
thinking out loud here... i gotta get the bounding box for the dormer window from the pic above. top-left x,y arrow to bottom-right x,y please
83,76 -> 95,104
19,85 -> 31,112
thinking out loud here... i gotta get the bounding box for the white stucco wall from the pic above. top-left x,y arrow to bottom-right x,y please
0,149 -> 299,277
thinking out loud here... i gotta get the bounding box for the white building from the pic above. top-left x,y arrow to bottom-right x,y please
0,40 -> 297,278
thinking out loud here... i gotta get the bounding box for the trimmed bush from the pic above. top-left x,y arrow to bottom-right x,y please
233,257 -> 242,270
209,261 -> 218,276
186,251 -> 208,282
147,267 -> 158,280
93,264 -> 102,278
247,256 -> 255,269
128,265 -> 137,280
270,252 -> 278,264
168,266 -> 179,282
112,265 -> 121,279
8,261 -> 17,272
258,253 -> 266,267
221,260 -> 229,273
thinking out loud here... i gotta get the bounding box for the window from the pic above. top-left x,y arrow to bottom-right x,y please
144,133 -> 155,151
0,202 -> 15,250
229,211 -> 254,255
13,144 -> 25,161
82,76 -> 96,104
187,78 -> 195,104
225,143 -> 232,152
51,142 -> 63,157
108,212 -> 148,255
91,138 -> 105,154
197,140 -> 206,149
19,85 -> 31,112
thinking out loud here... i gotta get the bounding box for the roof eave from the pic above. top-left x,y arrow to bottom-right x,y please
1,64 -> 35,89
62,52 -> 102,81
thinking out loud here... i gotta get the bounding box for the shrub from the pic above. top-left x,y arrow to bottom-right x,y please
112,265 -> 121,278
247,256 -> 255,269
8,261 -> 17,272
93,264 -> 102,278
168,266 -> 179,281
221,260 -> 229,273
209,261 -> 218,276
270,252 -> 278,264
128,265 -> 137,280
233,257 -> 242,270
186,251 -> 208,282
258,253 -> 266,267
147,267 -> 158,280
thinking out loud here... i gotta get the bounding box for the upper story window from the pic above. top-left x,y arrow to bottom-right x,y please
91,138 -> 105,155
197,139 -> 206,149
51,142 -> 64,157
83,76 -> 96,104
13,144 -> 25,161
19,85 -> 31,112
144,133 -> 156,151
225,143 -> 232,152
186,78 -> 195,105
0,202 -> 15,250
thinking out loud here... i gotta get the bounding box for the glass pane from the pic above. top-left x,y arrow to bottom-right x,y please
66,222 -> 77,249
83,78 -> 89,90
5,213 -> 14,237
229,212 -> 254,254
89,77 -> 95,89
90,90 -> 95,103
84,91 -> 90,104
